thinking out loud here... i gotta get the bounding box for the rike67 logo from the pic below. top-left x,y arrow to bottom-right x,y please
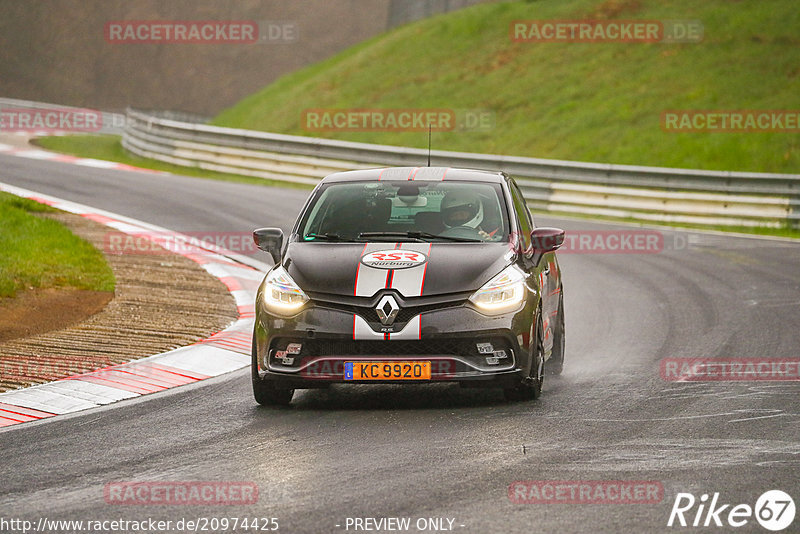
668,490 -> 795,531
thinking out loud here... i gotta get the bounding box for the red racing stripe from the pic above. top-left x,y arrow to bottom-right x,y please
385,242 -> 401,289
419,243 -> 432,295
353,243 -> 369,296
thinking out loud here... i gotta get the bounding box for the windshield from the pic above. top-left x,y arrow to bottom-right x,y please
297,180 -> 509,242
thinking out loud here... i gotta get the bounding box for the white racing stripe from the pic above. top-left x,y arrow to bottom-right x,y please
388,243 -> 431,297
411,167 -> 449,181
354,243 -> 432,298
378,167 -> 418,181
376,166 -> 450,181
354,243 -> 393,297
352,242 -> 433,340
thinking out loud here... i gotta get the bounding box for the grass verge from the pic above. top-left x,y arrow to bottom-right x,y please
0,192 -> 115,298
213,0 -> 800,174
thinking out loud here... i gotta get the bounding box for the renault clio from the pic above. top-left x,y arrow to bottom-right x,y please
251,167 -> 565,405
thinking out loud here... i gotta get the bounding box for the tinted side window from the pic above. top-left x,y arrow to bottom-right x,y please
508,180 -> 532,253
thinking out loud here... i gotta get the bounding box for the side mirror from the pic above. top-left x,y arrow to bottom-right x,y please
531,227 -> 565,253
253,228 -> 284,264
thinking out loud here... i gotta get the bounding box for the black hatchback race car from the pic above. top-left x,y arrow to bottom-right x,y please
251,167 -> 565,405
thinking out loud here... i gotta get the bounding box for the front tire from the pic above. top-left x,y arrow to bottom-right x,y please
253,379 -> 294,406
252,331 -> 294,406
503,313 -> 544,402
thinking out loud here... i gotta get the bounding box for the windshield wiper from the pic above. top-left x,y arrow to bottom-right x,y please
357,231 -> 425,242
408,231 -> 483,243
304,232 -> 352,242
358,231 -> 482,243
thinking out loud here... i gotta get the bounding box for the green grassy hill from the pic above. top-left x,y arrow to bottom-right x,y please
213,0 -> 800,173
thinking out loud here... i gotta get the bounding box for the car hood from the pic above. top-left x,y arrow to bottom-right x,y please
284,241 -> 513,298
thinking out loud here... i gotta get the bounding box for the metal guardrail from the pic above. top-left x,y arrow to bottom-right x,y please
123,108 -> 800,228
0,97 -> 125,135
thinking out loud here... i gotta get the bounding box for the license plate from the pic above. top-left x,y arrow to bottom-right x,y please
344,361 -> 431,380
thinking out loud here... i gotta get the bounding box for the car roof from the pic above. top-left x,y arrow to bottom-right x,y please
320,167 -> 507,184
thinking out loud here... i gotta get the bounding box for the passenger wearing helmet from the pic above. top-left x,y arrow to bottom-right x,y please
440,190 -> 501,241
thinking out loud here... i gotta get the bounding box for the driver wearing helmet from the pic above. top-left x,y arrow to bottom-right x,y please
440,190 -> 501,241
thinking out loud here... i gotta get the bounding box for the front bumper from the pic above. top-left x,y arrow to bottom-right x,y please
253,293 -> 534,388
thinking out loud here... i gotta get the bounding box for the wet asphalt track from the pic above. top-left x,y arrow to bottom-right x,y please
0,152 -> 798,533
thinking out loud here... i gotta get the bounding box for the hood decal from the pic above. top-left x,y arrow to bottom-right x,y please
352,243 -> 430,340
361,249 -> 427,269
354,243 -> 431,298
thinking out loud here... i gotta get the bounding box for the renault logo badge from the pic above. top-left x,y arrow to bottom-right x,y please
376,295 -> 400,326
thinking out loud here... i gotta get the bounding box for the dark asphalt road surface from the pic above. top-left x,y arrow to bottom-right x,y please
1,152 -> 798,533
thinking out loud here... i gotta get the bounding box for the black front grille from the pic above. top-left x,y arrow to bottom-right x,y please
311,289 -> 466,320
315,300 -> 464,326
270,335 -> 515,371
269,336 -> 516,375
304,339 -> 468,357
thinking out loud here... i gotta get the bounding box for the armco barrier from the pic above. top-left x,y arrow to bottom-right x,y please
122,108 -> 800,227
0,97 -> 125,135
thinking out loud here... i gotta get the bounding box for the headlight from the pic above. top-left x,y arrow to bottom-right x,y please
262,266 -> 308,315
469,265 -> 526,314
